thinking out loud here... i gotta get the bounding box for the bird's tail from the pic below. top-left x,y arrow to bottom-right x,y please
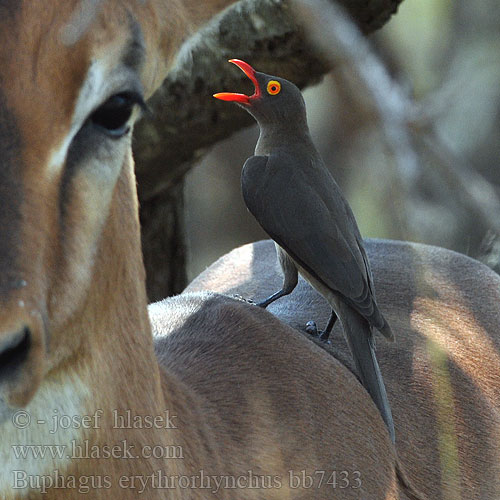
338,301 -> 395,442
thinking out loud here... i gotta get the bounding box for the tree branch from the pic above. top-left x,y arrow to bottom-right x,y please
133,0 -> 403,201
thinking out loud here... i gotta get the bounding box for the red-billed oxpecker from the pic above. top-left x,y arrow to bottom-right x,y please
214,59 -> 395,442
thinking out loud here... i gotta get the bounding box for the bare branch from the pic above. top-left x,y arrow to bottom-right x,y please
133,0 -> 404,202
420,132 -> 500,236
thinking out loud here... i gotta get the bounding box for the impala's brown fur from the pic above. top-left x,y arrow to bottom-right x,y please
0,1 -> 496,499
186,239 -> 500,499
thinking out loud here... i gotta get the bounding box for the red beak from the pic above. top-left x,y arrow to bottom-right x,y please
213,59 -> 261,104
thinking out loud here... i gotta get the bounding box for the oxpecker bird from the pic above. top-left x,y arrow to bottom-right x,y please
214,59 -> 395,442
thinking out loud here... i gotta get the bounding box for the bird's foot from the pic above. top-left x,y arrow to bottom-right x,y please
305,321 -> 331,345
255,288 -> 291,308
305,320 -> 318,335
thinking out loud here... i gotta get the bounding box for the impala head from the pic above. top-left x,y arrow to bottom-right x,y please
0,1 -> 166,409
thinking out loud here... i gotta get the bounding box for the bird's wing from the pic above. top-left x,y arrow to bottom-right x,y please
241,154 -> 381,325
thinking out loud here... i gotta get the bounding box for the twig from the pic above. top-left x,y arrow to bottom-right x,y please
420,131 -> 500,235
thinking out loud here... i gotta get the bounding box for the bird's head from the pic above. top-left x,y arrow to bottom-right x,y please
214,59 -> 306,126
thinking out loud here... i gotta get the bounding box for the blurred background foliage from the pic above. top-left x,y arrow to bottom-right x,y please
185,0 -> 500,281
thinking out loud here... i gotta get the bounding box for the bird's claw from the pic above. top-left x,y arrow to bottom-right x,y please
319,332 -> 332,345
305,321 -> 331,345
232,294 -> 255,305
305,320 -> 318,335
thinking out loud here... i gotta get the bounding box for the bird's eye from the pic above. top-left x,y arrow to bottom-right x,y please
267,81 -> 281,96
90,92 -> 145,138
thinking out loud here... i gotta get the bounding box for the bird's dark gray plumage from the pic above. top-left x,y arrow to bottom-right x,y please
214,60 -> 395,442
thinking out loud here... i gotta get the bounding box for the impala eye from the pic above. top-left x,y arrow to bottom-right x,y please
90,92 -> 145,137
267,80 -> 281,96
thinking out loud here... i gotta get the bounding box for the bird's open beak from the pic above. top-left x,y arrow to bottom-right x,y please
213,59 -> 261,104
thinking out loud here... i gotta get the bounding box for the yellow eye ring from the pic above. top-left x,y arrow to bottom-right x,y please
267,80 -> 281,95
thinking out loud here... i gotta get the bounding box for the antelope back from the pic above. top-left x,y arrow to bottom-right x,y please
150,290 -> 403,499
186,238 -> 500,499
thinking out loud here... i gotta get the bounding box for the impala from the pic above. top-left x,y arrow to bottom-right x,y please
0,1 -> 497,499
185,239 -> 500,500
